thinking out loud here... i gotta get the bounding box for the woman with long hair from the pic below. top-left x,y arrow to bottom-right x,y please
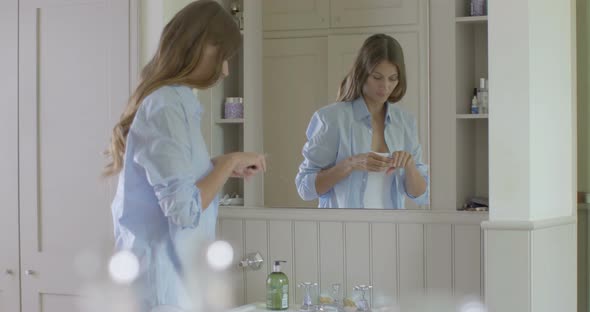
296,34 -> 428,209
104,1 -> 265,310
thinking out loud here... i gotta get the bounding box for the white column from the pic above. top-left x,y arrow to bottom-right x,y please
485,0 -> 577,311
243,0 -> 265,206
489,0 -> 576,222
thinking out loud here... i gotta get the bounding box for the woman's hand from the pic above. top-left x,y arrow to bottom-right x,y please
227,152 -> 267,180
385,151 -> 415,175
347,152 -> 394,172
199,153 -> 266,209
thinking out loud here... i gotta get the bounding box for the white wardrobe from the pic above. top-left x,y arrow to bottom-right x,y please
0,1 -> 134,311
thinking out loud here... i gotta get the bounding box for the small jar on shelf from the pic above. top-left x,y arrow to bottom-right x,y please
471,95 -> 479,114
469,0 -> 487,16
477,78 -> 488,114
224,97 -> 243,119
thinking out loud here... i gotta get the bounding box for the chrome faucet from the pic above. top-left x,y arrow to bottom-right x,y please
238,252 -> 263,271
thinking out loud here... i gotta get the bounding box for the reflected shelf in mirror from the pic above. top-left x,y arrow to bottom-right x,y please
216,118 -> 244,124
456,113 -> 488,119
455,16 -> 488,23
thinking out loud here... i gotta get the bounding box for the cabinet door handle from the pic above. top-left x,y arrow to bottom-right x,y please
5,269 -> 14,275
24,270 -> 36,276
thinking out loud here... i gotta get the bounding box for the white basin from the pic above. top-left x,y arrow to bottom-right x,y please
227,303 -> 296,312
228,303 -> 341,312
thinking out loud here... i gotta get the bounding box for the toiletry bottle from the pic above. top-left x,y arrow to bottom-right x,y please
477,78 -> 488,114
267,260 -> 289,310
471,95 -> 479,114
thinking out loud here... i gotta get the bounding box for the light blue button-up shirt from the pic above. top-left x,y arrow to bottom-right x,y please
111,85 -> 218,311
296,97 -> 429,209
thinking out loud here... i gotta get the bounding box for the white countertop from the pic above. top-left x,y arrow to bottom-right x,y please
227,303 -> 298,312
228,303 -> 345,312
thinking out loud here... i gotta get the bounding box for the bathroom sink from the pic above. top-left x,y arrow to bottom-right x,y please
227,303 -> 341,312
227,303 -> 295,312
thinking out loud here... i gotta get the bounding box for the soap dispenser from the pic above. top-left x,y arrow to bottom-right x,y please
266,260 -> 289,310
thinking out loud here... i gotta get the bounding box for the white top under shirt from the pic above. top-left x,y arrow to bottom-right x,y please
363,152 -> 395,209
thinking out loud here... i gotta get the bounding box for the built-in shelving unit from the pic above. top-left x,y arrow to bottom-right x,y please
454,0 -> 489,210
199,0 -> 263,207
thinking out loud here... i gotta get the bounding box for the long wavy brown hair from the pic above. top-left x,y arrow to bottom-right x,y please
337,34 -> 407,103
104,0 -> 241,176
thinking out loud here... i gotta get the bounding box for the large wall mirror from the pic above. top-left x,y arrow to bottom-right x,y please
261,0 -> 431,209
202,0 -> 489,210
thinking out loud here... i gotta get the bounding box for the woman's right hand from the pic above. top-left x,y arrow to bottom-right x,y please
346,152 -> 394,172
228,152 -> 267,180
199,152 -> 266,209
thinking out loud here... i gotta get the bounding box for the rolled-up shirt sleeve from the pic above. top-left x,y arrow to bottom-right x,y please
400,116 -> 430,206
131,95 -> 203,229
295,111 -> 339,201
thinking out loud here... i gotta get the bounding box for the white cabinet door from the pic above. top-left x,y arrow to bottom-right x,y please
262,0 -> 329,31
18,1 -> 130,311
263,37 -> 328,207
327,33 -> 428,209
0,1 -> 21,311
330,0 -> 420,28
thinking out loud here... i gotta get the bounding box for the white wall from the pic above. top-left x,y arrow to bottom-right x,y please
139,0 -> 164,67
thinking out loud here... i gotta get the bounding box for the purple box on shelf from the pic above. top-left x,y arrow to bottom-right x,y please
224,97 -> 243,119
470,0 -> 487,16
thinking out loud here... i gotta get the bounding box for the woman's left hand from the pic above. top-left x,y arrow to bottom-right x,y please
211,153 -> 265,181
229,152 -> 266,181
231,166 -> 260,181
386,151 -> 415,175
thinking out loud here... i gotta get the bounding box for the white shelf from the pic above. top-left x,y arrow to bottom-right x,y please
457,207 -> 489,212
216,118 -> 244,124
455,16 -> 488,23
219,205 -> 244,208
456,114 -> 488,119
